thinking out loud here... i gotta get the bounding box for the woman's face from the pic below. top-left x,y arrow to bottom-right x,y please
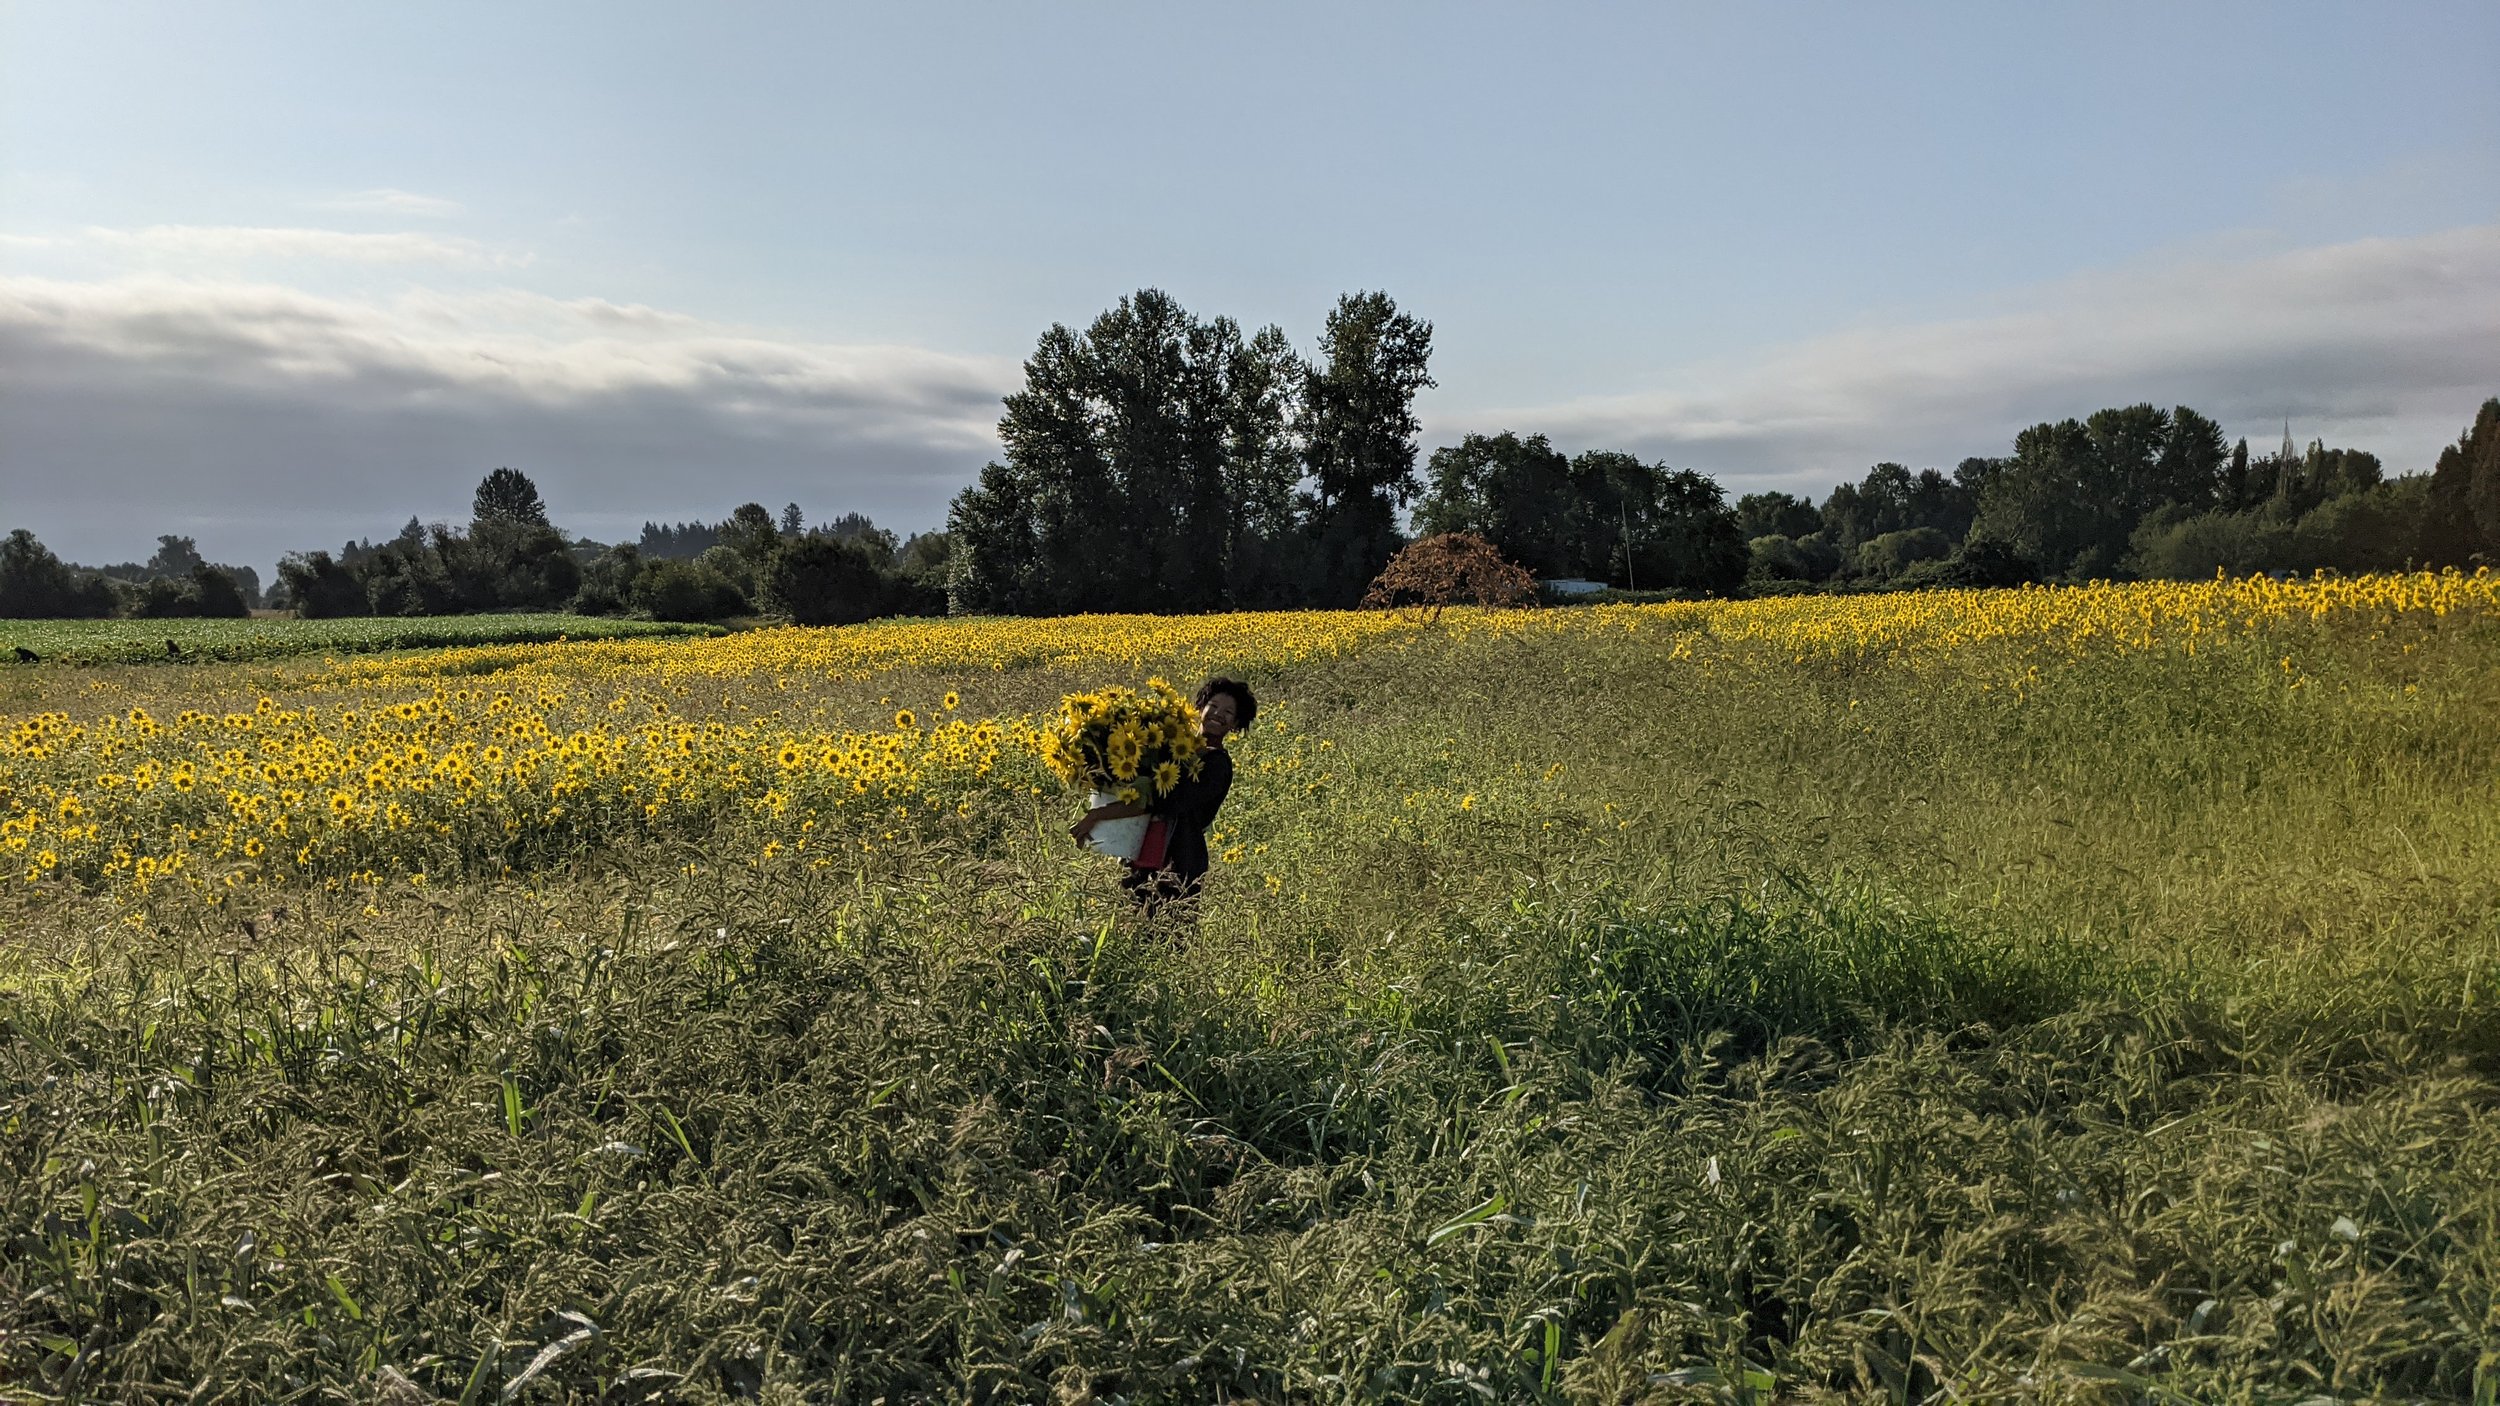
1197,693 -> 1240,745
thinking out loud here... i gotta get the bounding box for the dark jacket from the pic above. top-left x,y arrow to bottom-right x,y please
1141,746 -> 1232,884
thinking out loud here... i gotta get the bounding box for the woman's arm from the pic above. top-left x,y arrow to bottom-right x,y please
1069,799 -> 1147,843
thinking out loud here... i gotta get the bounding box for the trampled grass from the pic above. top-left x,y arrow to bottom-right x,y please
3,575 -> 2497,1402
0,614 -> 724,668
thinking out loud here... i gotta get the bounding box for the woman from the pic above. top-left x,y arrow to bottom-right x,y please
1070,676 -> 1256,910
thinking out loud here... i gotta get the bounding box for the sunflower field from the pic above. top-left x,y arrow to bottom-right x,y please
4,572 -> 2498,1402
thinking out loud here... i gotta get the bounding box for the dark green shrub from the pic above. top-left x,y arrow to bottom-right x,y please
632,558 -> 745,621
275,551 -> 371,618
758,534 -> 884,626
694,544 -> 756,600
132,565 -> 251,619
572,545 -> 645,615
1747,532 -> 1842,584
1907,535 -> 2038,588
1851,526 -> 1954,580
188,564 -> 250,618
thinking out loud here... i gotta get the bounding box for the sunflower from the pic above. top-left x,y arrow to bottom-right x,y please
1106,726 -> 1144,781
942,691 -> 961,710
1152,760 -> 1181,795
894,709 -> 918,730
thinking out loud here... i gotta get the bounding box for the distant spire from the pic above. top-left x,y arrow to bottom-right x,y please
2279,420 -> 2297,461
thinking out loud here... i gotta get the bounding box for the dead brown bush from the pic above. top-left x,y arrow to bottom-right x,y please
1360,532 -> 1538,621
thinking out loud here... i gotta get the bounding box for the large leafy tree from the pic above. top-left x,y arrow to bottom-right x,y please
1416,440 -> 1745,592
1594,455 -> 1748,593
946,461 -> 1043,615
1735,491 -> 1822,542
1417,432 -> 1579,579
275,551 -> 368,617
2422,397 -> 2500,566
1822,464 -> 1914,550
2086,404 -> 2176,537
2154,407 -> 2230,511
1819,463 -> 1978,551
1970,405 -> 2231,579
0,529 -> 117,618
1971,418 -> 2107,578
1219,324 -> 1312,608
966,291 -> 1238,614
461,469 -> 577,609
1301,292 -> 1435,606
2470,399 -> 2500,554
947,288 -> 1437,614
145,535 -> 206,577
720,503 -> 782,564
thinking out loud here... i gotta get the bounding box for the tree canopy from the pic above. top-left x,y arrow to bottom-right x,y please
948,288 -> 1436,615
472,467 -> 551,528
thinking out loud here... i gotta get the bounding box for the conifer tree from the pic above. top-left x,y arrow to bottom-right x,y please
472,467 -> 550,527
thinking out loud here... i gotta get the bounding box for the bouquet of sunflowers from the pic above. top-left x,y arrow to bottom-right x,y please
1044,679 -> 1205,859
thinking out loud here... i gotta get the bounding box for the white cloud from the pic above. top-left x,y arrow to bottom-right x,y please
0,275 -> 1021,569
1,277 -> 1012,429
314,188 -> 467,219
1452,223 -> 2500,490
71,223 -> 522,268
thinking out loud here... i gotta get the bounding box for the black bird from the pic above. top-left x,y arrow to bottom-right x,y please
165,639 -> 182,658
11,646 -> 37,663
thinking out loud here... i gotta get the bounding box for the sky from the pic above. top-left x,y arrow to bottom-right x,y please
4,0 -> 2497,576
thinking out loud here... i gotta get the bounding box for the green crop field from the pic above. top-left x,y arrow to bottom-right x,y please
0,614 -> 724,667
3,577 -> 2496,1402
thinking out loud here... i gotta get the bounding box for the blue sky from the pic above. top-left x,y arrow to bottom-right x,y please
5,1 -> 2497,572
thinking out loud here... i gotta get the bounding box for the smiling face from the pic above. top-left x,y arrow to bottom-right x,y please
1196,692 -> 1240,745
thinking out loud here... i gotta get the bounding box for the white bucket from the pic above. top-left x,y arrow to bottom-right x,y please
1083,788 -> 1149,861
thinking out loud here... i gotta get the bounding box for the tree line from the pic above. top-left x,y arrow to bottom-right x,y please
269,473 -> 949,625
0,532 -> 260,621
0,470 -> 947,626
937,288 -> 1793,610
8,281 -> 2498,623
1732,399 -> 2500,592
943,286 -> 2500,608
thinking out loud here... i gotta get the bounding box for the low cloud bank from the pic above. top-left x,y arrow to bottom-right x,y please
0,276 -> 1020,570
1450,224 -> 2500,495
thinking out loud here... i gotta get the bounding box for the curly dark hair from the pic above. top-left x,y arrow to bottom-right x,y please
1193,676 -> 1258,729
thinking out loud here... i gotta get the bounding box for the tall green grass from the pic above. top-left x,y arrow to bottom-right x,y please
4,604 -> 2497,1401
